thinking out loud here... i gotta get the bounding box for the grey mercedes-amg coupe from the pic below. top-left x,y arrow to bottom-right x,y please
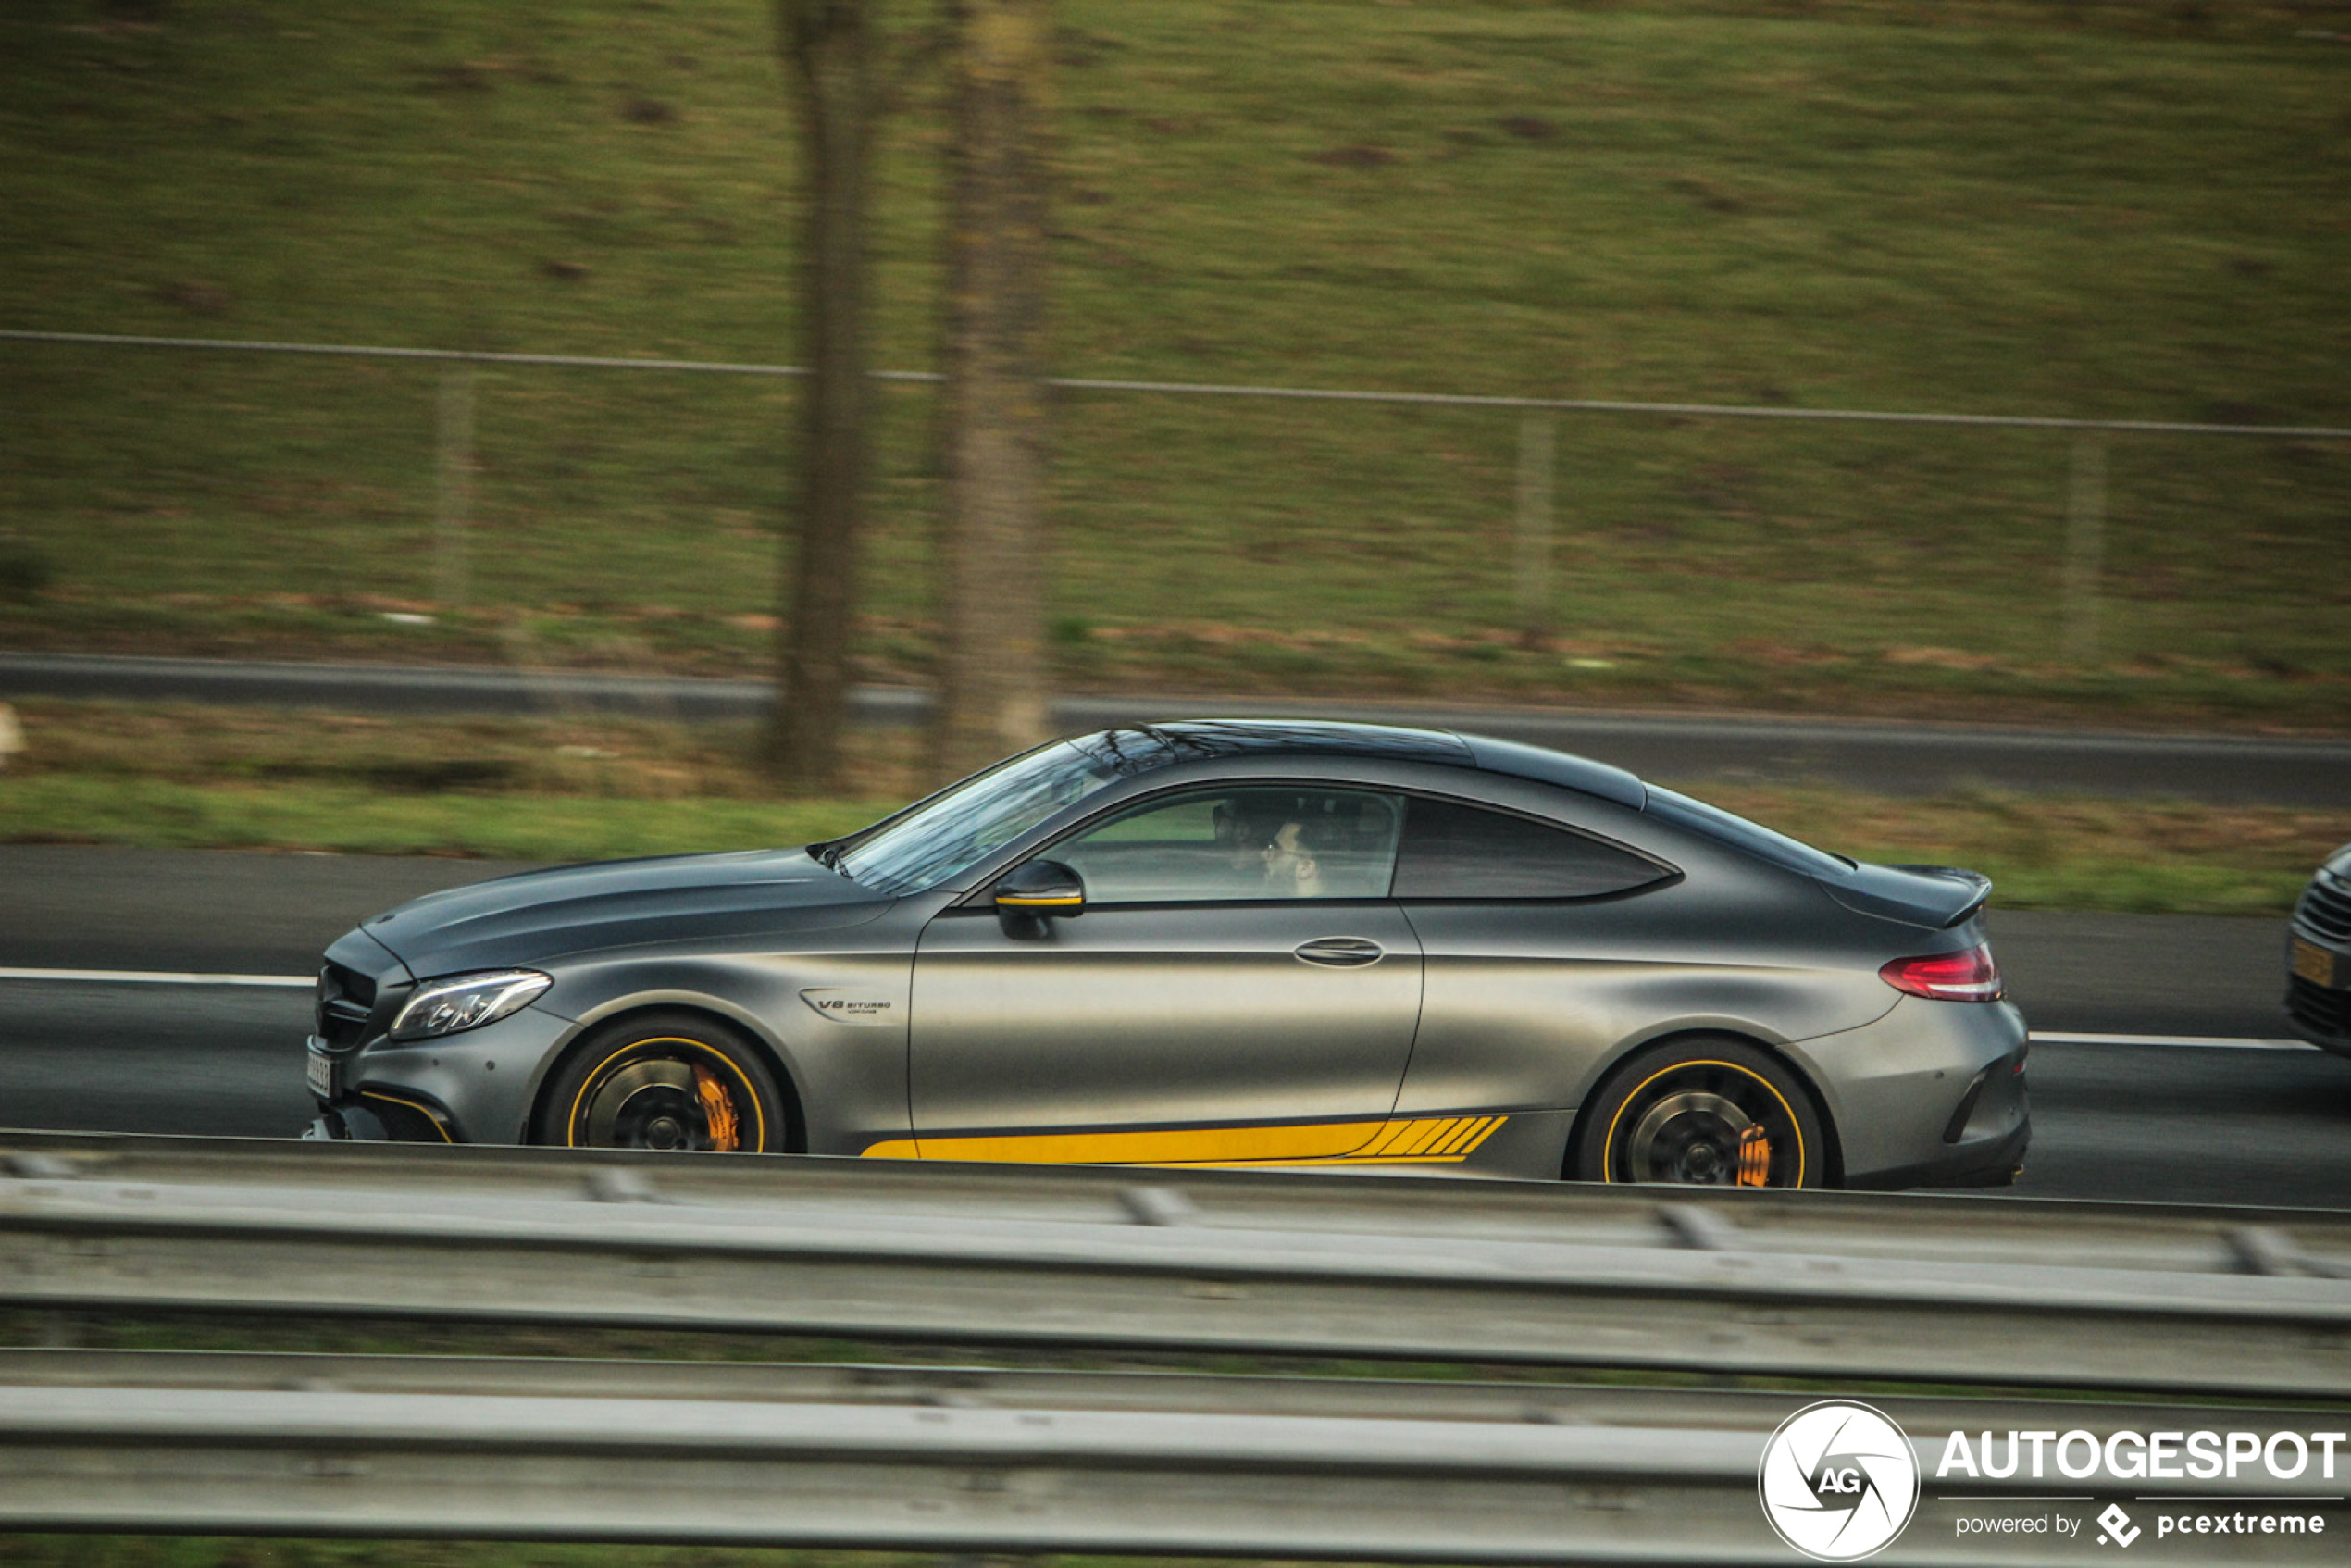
305,721 -> 2030,1188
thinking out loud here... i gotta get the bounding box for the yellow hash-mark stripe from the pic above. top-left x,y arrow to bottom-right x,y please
861,1114 -> 1511,1166
1396,1118 -> 1453,1156
1436,1115 -> 1490,1155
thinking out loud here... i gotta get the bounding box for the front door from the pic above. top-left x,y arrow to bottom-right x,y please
908,786 -> 1422,1164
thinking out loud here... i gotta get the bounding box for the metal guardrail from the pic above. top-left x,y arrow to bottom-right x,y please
1,1350 -> 2345,1564
7,1137 -> 2351,1563
9,1346 -> 2332,1429
5,1132 -> 2349,1400
12,1127 -> 2351,1264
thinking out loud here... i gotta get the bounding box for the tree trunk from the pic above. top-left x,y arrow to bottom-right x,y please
768,0 -> 877,792
931,0 -> 1052,784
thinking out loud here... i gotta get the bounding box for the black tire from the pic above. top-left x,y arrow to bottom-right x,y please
534,1010 -> 785,1153
1571,1036 -> 1827,1188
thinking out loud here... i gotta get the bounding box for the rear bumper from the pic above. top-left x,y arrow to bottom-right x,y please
1847,1114 -> 2030,1191
1788,996 -> 2031,1190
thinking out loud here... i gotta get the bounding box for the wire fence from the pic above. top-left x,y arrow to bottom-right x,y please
3,326 -> 2347,702
10,329 -> 2347,436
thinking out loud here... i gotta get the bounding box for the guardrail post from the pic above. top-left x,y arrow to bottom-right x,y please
435,364 -> 477,612
1514,415 -> 1556,647
2063,434 -> 2105,664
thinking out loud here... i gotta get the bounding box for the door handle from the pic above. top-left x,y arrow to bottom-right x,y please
1294,937 -> 1385,967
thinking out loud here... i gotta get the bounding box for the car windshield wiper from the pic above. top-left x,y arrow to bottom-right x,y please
807,840 -> 852,877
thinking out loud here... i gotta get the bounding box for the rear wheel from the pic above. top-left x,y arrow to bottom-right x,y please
1572,1037 -> 1825,1188
535,1011 -> 783,1153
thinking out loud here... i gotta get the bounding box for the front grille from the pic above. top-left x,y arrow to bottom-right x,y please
316,962 -> 377,1050
2295,869 -> 2351,945
2287,974 -> 2350,1044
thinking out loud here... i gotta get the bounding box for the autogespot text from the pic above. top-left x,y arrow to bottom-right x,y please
1937,1428 -> 2347,1483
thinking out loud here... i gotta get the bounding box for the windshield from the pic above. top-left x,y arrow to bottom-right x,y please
837,742 -> 1122,895
1643,785 -> 1854,879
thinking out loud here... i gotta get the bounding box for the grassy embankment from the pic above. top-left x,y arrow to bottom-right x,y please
1,0 -> 2347,731
0,701 -> 2336,912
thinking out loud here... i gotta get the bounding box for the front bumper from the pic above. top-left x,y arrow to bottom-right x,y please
2284,942 -> 2350,1060
305,1004 -> 576,1144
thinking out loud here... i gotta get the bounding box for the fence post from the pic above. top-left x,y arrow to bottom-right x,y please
2062,434 -> 2106,664
1514,415 -> 1556,647
435,365 -> 477,612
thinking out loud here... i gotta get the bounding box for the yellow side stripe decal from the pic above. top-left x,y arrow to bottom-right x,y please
1396,1117 -> 1453,1157
861,1114 -> 1509,1166
1435,1115 -> 1492,1156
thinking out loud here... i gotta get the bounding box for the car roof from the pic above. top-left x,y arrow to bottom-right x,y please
1070,721 -> 1648,810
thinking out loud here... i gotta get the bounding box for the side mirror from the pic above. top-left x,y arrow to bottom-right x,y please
994,859 -> 1086,919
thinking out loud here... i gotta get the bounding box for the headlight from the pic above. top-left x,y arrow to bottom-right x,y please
390,970 -> 552,1041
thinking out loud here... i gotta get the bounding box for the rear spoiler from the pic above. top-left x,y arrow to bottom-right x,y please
1824,863 -> 1993,929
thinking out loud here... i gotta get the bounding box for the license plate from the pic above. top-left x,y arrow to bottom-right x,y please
306,1049 -> 337,1100
2294,938 -> 2338,989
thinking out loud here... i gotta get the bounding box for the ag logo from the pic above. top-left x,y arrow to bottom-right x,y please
1758,1400 -> 1920,1561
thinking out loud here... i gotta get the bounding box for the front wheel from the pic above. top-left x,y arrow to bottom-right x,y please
535,1011 -> 784,1153
1571,1037 -> 1826,1188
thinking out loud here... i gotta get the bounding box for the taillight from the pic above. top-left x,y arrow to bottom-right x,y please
1879,941 -> 2003,1002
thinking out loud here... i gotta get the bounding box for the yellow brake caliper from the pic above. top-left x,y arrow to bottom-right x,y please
692,1065 -> 740,1152
1736,1123 -> 1771,1187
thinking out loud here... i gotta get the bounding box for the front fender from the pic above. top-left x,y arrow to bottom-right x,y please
534,951 -> 913,1154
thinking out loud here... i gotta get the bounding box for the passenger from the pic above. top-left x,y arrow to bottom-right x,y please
1263,816 -> 1341,898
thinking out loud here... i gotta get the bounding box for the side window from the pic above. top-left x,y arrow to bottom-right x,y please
1056,788 -> 1404,903
1392,797 -> 1669,900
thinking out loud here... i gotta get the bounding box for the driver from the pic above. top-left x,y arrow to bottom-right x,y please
1262,816 -> 1340,898
1213,798 -> 1280,872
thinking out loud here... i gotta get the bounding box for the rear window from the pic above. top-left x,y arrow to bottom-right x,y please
1392,798 -> 1670,900
1643,786 -> 1852,879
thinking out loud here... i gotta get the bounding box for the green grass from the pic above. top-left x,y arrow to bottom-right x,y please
2,0 -> 2348,728
0,775 -> 884,860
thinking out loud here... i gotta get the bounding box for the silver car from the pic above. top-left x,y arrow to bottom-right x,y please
2286,840 -> 2351,1057
305,721 -> 2030,1188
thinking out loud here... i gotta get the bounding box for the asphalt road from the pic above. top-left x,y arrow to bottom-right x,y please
6,651 -> 2349,804
1,845 -> 2344,1208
